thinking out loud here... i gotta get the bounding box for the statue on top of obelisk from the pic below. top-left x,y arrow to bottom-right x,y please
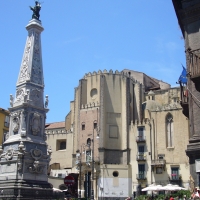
30,1 -> 41,20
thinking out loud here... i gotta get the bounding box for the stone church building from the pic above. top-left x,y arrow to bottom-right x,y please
46,69 -> 190,199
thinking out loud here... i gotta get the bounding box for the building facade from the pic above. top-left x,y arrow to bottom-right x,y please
46,121 -> 73,190
0,107 -> 10,145
172,0 -> 200,187
46,69 -> 190,199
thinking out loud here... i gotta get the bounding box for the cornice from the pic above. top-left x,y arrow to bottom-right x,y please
178,3 -> 200,25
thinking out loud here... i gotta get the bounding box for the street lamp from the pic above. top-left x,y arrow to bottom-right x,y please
90,128 -> 95,200
90,124 -> 100,200
76,144 -> 87,200
76,149 -> 82,200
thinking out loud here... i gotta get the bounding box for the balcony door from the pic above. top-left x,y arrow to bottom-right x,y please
138,164 -> 145,179
171,167 -> 179,180
138,127 -> 144,141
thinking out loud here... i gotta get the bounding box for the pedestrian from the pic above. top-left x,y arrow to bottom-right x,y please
169,196 -> 174,200
191,187 -> 200,199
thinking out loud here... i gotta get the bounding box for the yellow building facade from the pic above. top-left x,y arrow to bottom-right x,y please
0,107 -> 10,145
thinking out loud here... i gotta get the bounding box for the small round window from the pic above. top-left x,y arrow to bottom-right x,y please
113,171 -> 119,177
90,88 -> 97,100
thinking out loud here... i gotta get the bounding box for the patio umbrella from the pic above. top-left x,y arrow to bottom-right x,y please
172,185 -> 187,191
142,184 -> 164,191
163,184 -> 176,191
163,184 -> 186,191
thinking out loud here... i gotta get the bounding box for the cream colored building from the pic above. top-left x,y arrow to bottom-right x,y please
45,121 -> 73,190
46,69 -> 190,199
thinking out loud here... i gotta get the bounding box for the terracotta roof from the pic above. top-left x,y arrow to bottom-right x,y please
45,121 -> 65,129
0,107 -> 9,114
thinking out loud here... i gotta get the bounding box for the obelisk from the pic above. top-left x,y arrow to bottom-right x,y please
0,2 -> 54,199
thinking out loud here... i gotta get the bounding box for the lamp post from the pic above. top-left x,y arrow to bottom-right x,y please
76,144 -> 87,200
90,125 -> 100,200
90,128 -> 95,200
76,150 -> 82,200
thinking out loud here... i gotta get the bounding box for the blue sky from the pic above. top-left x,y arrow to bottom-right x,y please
0,1 -> 185,123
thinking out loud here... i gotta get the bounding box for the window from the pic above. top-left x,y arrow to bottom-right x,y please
4,116 -> 10,128
93,122 -> 97,129
138,146 -> 145,154
86,150 -> 92,162
113,171 -> 119,177
82,123 -> 85,130
138,146 -> 145,160
90,88 -> 98,100
3,130 -> 8,142
156,167 -> 163,174
166,113 -> 173,147
87,138 -> 91,146
138,127 -> 144,141
171,167 -> 179,180
56,139 -> 66,150
138,164 -> 145,179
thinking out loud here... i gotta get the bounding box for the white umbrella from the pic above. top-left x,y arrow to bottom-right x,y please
163,184 -> 186,191
172,185 -> 187,191
163,184 -> 176,191
142,184 -> 164,191
155,185 -> 164,191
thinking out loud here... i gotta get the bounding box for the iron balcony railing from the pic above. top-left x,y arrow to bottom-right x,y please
169,174 -> 181,180
136,153 -> 147,161
136,173 -> 147,180
136,136 -> 146,142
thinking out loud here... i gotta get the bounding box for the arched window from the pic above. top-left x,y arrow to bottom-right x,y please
166,113 -> 173,147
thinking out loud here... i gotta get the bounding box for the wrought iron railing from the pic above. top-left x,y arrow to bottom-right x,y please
136,153 -> 147,161
136,173 -> 147,180
151,159 -> 166,166
169,174 -> 182,180
136,136 -> 146,142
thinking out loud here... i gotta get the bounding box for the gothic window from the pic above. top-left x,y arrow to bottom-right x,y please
166,113 -> 174,147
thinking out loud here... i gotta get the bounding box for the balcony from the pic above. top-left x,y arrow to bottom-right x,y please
180,84 -> 189,117
136,153 -> 147,161
169,174 -> 181,180
169,174 -> 182,184
136,173 -> 147,180
188,48 -> 200,83
151,159 -> 166,170
136,136 -> 146,143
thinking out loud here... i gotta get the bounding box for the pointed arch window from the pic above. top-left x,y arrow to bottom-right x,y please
166,113 -> 174,147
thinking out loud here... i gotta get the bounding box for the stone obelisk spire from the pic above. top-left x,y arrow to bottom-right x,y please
0,2 -> 55,199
